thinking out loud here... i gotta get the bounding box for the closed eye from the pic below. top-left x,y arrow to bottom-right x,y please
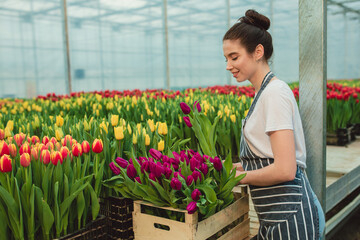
232,57 -> 238,61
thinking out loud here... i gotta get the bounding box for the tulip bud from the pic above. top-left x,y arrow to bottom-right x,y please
186,201 -> 197,214
50,151 -> 63,165
164,167 -> 173,179
192,171 -> 201,182
50,137 -> 57,146
193,101 -> 201,112
141,161 -> 150,173
186,175 -> 194,186
0,141 -> 10,157
149,148 -> 162,160
114,126 -> 124,140
190,157 -> 200,172
158,140 -> 164,152
109,162 -> 121,175
63,135 -> 73,147
191,189 -> 202,201
211,156 -> 223,171
20,153 -> 31,167
170,178 -> 182,190
135,177 -> 142,184
132,134 -> 137,144
92,139 -> 103,153
230,114 -> 236,123
0,154 -> 12,172
42,136 -> 50,145
31,147 -> 39,161
8,143 -> 17,158
115,157 -> 128,168
145,134 -> 150,146
200,163 -> 209,176
0,129 -> 4,140
154,162 -> 164,178
81,141 -> 90,154
60,146 -> 70,160
55,129 -> 64,141
41,150 -> 51,165
149,173 -> 156,182
183,116 -> 192,128
31,136 -> 40,145
180,102 -> 191,114
174,171 -> 185,180
72,143 -> 82,157
126,164 -> 137,179
19,143 -> 30,155
111,115 -> 119,127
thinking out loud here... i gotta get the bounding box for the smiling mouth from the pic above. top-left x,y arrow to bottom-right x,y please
232,72 -> 239,78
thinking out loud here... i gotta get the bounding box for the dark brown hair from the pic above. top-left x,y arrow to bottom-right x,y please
223,9 -> 273,61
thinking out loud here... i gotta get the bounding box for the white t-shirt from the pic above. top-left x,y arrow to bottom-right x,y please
243,79 -> 307,168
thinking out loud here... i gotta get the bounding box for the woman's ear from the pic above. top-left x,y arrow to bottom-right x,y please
254,44 -> 265,61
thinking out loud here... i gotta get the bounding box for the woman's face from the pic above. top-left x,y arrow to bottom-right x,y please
223,39 -> 257,83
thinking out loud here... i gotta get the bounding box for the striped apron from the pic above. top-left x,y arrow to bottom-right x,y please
240,72 -> 320,240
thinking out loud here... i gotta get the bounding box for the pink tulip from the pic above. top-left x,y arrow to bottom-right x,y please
186,201 -> 197,214
180,102 -> 191,114
191,189 -> 202,201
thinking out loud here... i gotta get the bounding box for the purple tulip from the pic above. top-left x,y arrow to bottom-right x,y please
164,167 -> 173,179
193,152 -> 204,163
180,102 -> 191,114
170,178 -> 182,190
190,157 -> 200,172
153,162 -> 164,178
187,149 -> 195,158
115,157 -> 128,169
162,155 -> 170,163
183,116 -> 192,128
191,189 -> 202,201
193,101 -> 201,112
149,173 -> 157,182
171,157 -> 179,165
212,156 -> 223,171
186,175 -> 194,186
149,148 -> 162,160
141,161 -> 150,173
174,172 -> 185,180
127,164 -> 137,179
109,162 -> 121,175
180,152 -> 190,165
172,152 -> 181,161
203,155 -> 210,161
186,201 -> 197,214
135,177 -> 142,184
163,162 -> 170,168
200,163 -> 209,176
192,171 -> 201,182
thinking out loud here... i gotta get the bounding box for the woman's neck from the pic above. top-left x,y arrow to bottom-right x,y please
249,65 -> 271,93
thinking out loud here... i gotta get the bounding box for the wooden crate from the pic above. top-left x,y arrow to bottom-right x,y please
133,186 -> 249,240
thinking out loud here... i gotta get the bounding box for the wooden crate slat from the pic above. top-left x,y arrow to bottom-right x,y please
217,218 -> 250,240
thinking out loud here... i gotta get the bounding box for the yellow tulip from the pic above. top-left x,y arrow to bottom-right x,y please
230,114 -> 236,123
217,110 -> 223,118
179,116 -> 182,123
114,126 -> 124,140
161,122 -> 168,135
241,95 -> 246,104
244,109 -> 249,117
55,128 -> 64,141
132,134 -> 137,144
132,96 -> 137,105
96,110 -> 100,116
158,140 -> 164,152
147,119 -> 155,132
4,127 -> 11,138
136,123 -> 141,134
111,115 -> 119,126
145,134 -> 150,146
100,121 -> 108,134
95,94 -> 102,102
6,120 -> 14,131
127,124 -> 132,134
56,116 -> 64,127
83,120 -> 90,131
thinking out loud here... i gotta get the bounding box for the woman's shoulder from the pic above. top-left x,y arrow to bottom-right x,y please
262,79 -> 293,97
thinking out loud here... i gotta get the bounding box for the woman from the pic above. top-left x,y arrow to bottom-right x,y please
223,10 -> 325,239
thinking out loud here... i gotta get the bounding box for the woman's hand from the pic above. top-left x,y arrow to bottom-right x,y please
232,162 -> 244,171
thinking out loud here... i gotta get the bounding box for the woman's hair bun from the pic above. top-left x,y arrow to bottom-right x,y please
240,9 -> 270,31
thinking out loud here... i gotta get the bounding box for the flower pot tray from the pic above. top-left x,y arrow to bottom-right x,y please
99,197 -> 134,240
55,215 -> 107,240
132,186 -> 249,240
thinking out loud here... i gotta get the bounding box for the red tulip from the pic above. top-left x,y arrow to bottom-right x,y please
42,136 -> 50,145
8,143 -> 17,158
60,146 -> 70,160
41,150 -> 51,165
50,151 -> 63,165
63,135 -> 73,147
0,154 -> 12,172
0,141 -> 10,157
31,147 -> 39,161
0,129 -> 4,140
72,143 -> 82,157
92,139 -> 103,153
19,143 -> 31,155
50,137 -> 57,145
14,133 -> 25,146
81,141 -> 90,154
20,153 -> 31,167
31,136 -> 40,145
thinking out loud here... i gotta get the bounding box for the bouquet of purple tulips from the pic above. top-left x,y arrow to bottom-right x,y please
104,100 -> 245,219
